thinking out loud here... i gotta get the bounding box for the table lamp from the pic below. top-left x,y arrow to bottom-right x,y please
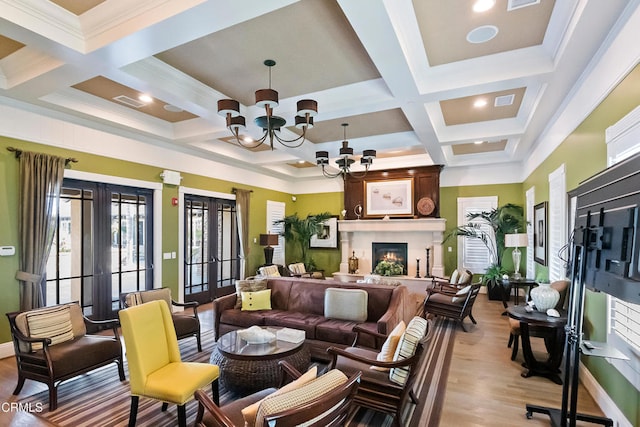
259,233 -> 279,265
505,232 -> 528,280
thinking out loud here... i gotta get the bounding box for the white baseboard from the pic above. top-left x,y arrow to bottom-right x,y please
0,341 -> 15,359
580,362 -> 632,427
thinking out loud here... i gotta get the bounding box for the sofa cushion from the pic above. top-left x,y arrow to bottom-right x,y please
219,309 -> 272,328
389,316 -> 428,385
241,366 -> 318,427
172,314 -> 199,337
287,282 -> 328,316
263,312 -> 327,338
254,369 -> 348,427
372,320 -> 406,371
48,335 -> 121,378
241,289 -> 272,311
26,305 -> 75,351
315,318 -> 359,346
234,278 -> 268,309
324,288 -> 368,322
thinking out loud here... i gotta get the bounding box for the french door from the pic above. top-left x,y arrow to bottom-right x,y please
45,179 -> 154,319
184,195 -> 239,304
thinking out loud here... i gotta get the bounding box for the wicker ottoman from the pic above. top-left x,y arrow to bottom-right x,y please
210,327 -> 311,395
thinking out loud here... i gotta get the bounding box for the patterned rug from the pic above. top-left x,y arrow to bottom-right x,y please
23,318 -> 457,426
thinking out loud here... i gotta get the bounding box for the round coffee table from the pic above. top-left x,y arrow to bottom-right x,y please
209,327 -> 310,395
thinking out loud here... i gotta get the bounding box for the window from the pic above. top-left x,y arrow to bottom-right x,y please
548,164 -> 567,281
266,201 -> 285,265
46,179 -> 155,319
457,196 -> 497,272
183,193 -> 239,304
604,104 -> 640,390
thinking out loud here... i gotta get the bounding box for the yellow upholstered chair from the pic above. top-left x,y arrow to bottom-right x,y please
119,300 -> 220,427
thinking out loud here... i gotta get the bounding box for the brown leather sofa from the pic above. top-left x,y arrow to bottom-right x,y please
213,277 -> 413,361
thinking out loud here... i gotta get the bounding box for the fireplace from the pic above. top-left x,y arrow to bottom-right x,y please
372,242 -> 408,275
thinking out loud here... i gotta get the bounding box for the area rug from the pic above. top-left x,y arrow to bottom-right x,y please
23,318 -> 456,426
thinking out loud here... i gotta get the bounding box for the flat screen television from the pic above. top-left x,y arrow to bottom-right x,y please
573,151 -> 640,305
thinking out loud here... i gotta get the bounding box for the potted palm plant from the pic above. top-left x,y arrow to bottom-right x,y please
274,212 -> 333,271
445,203 -> 524,300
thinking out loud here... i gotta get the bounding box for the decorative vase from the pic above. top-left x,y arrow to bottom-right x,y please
530,282 -> 560,311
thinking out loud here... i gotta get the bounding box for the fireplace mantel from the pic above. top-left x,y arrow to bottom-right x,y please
337,218 -> 446,277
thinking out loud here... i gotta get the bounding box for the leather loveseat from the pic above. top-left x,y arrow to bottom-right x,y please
213,277 -> 413,361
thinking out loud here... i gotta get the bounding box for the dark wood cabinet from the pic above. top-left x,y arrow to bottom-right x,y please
343,165 -> 443,220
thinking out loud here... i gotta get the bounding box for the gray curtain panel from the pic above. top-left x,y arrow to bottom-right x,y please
16,151 -> 66,311
234,188 -> 251,279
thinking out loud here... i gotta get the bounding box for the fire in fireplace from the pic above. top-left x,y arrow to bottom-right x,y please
372,242 -> 408,275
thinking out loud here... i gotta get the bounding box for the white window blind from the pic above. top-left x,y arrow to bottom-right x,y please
548,164 -> 566,281
266,201 -> 285,265
457,196 -> 497,272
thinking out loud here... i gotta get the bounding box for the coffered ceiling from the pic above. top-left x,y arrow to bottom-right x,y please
0,0 -> 635,182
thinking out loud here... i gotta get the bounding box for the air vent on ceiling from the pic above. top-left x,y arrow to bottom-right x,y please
494,94 -> 515,107
113,95 -> 146,108
507,0 -> 540,11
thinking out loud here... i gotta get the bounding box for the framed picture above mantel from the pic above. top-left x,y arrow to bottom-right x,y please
343,165 -> 443,220
364,178 -> 414,217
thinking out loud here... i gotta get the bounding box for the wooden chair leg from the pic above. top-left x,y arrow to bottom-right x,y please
177,404 -> 187,427
212,379 -> 220,405
48,384 -> 58,411
128,396 -> 139,427
511,334 -> 519,361
469,312 -> 477,324
118,358 -> 126,381
161,402 -> 169,412
12,375 -> 25,395
196,332 -> 203,352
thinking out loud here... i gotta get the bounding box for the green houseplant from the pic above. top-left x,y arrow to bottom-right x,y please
445,203 -> 524,299
274,212 -> 333,271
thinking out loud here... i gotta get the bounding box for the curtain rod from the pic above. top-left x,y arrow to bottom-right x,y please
231,187 -> 253,193
6,147 -> 78,164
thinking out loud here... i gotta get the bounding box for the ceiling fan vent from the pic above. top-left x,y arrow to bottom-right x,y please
507,0 -> 540,11
495,94 -> 515,107
113,95 -> 146,108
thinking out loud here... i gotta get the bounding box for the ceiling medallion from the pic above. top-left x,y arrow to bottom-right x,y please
315,123 -> 376,180
217,59 -> 317,149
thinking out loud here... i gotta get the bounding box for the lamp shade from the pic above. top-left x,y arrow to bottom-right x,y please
505,233 -> 528,248
260,234 -> 279,246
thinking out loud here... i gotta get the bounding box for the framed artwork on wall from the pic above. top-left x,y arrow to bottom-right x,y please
364,178 -> 414,217
534,201 -> 548,265
310,216 -> 338,248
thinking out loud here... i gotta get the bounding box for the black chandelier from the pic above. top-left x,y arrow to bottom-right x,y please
217,59 -> 317,149
315,123 -> 376,179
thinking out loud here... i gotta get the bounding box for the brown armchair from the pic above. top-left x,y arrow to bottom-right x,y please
423,281 -> 481,332
6,302 -> 125,411
121,287 -> 202,351
193,361 -> 360,427
327,316 -> 432,427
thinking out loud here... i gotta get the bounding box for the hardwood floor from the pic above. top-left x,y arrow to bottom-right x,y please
0,295 -> 605,426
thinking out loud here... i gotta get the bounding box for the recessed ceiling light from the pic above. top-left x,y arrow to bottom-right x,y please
297,160 -> 305,164
164,104 -> 183,113
242,136 -> 253,143
138,94 -> 153,103
473,0 -> 496,13
474,140 -> 484,145
474,99 -> 488,108
466,25 -> 499,44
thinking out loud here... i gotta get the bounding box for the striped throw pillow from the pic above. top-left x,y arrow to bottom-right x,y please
255,369 -> 347,427
389,316 -> 428,385
26,305 -> 75,351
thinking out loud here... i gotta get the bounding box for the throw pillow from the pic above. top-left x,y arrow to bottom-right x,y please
258,265 -> 280,277
371,321 -> 406,371
451,284 -> 472,304
26,305 -> 75,351
241,366 -> 318,427
241,289 -> 272,311
234,277 -> 268,309
124,292 -> 143,307
254,369 -> 348,427
389,316 -> 428,386
324,288 -> 368,322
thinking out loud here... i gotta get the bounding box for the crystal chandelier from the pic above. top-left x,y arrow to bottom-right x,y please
217,59 -> 317,149
315,123 -> 376,179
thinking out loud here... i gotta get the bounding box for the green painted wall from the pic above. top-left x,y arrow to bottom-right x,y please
521,63 -> 640,425
439,183 -> 524,276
